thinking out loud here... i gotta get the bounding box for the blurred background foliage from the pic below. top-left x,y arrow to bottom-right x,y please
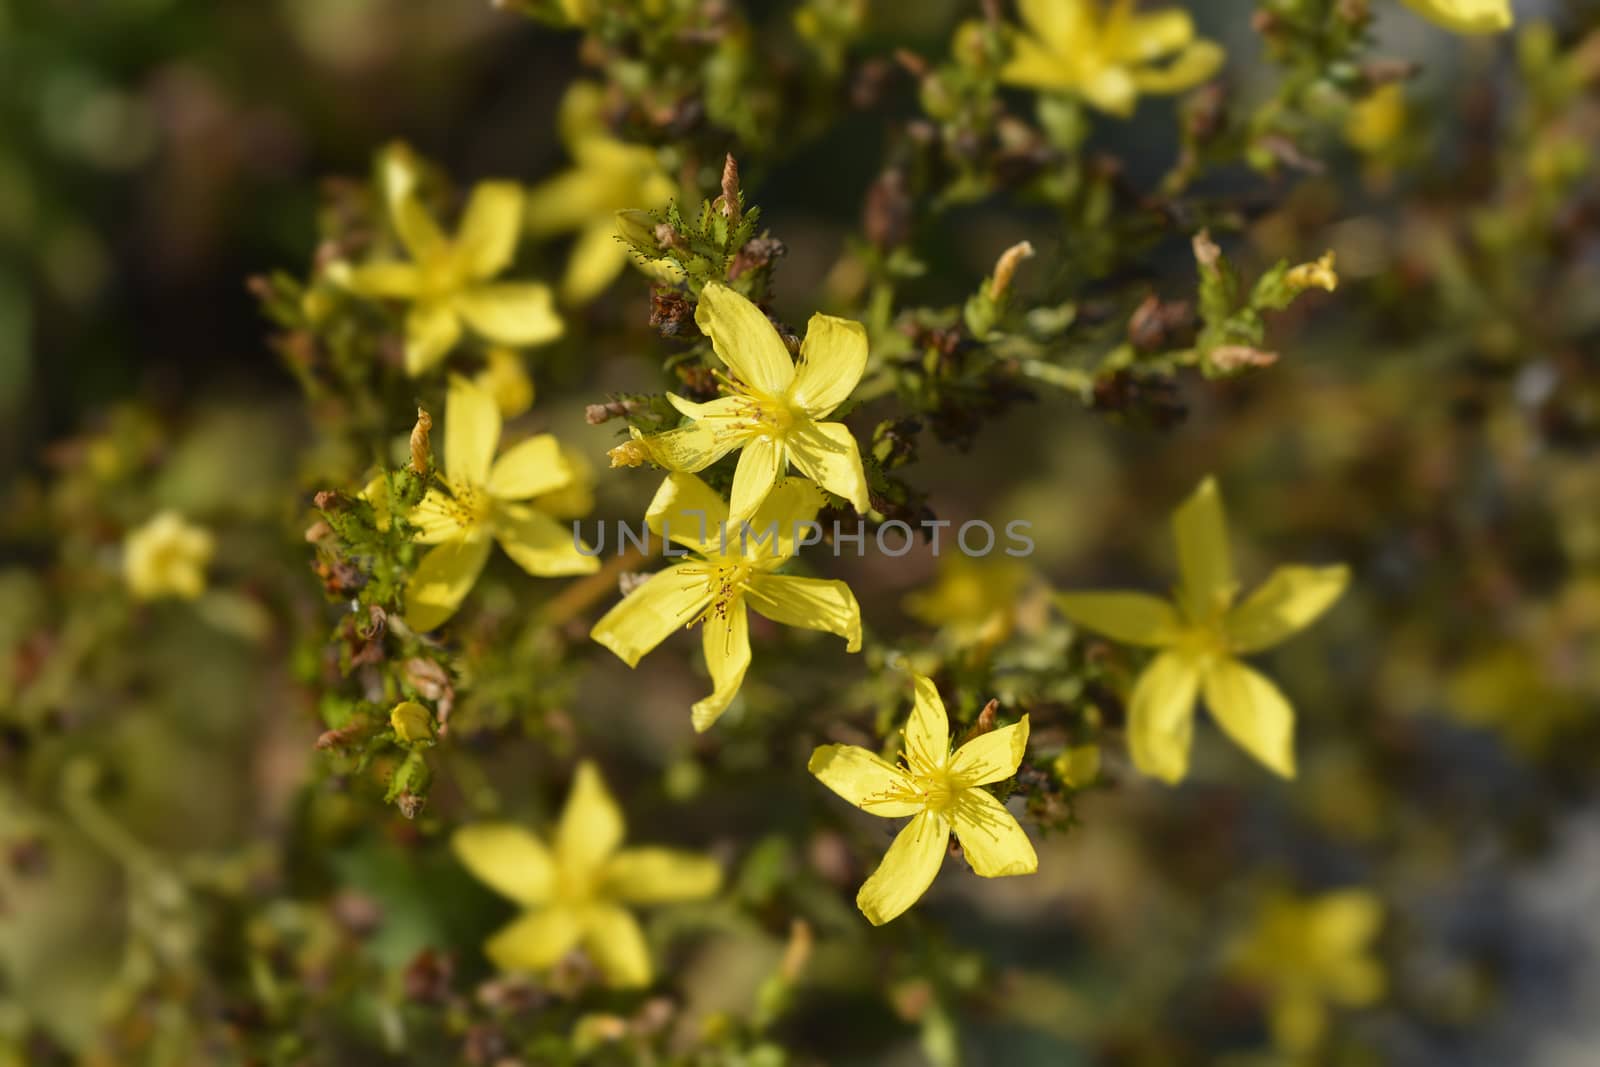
3,0 -> 1600,1065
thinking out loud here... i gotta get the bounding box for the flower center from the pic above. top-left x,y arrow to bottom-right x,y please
444,483 -> 494,529
911,766 -> 961,814
692,560 -> 753,627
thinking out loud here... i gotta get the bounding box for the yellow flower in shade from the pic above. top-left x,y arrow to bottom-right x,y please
1229,890 -> 1385,1054
475,346 -> 536,418
124,511 -> 214,601
403,375 -> 598,632
1000,0 -> 1225,117
590,473 -> 862,732
1055,477 -> 1348,784
525,82 -> 678,305
808,674 -> 1036,925
903,555 -> 1032,653
629,283 -> 872,525
1401,0 -> 1512,34
452,762 -> 720,988
334,168 -> 563,377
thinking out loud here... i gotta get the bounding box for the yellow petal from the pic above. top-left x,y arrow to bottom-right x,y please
1015,0 -> 1089,56
404,301 -> 462,376
581,905 -> 652,988
1172,475 -> 1237,623
340,261 -> 421,299
1201,658 -> 1296,778
403,534 -> 492,631
454,283 -> 564,347
728,434 -> 784,525
790,312 -> 868,418
856,810 -> 949,926
1225,564 -> 1349,654
1127,650 -> 1200,784
646,472 -> 729,555
410,488 -> 469,543
807,744 -> 922,817
742,477 -> 828,560
949,716 -> 1030,787
484,906 -> 582,973
1055,591 -> 1183,646
393,193 -> 447,264
999,33 -> 1074,91
590,563 -> 714,666
556,762 -> 625,874
1082,62 -> 1139,117
457,181 -> 525,280
1122,8 -> 1195,60
785,420 -> 870,514
905,674 -> 951,776
445,373 -> 501,489
493,503 -> 600,577
451,823 -> 555,906
743,574 -> 862,652
1270,989 -> 1328,1054
1401,0 -> 1512,34
486,434 -> 572,500
602,848 -> 721,904
950,788 -> 1038,877
561,221 -> 630,305
1130,39 -> 1225,94
691,597 -> 751,732
694,283 -> 795,396
637,423 -> 741,474
1310,892 -> 1385,1004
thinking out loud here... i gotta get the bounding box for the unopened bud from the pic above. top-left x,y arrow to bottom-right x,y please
409,407 -> 432,476
390,700 -> 436,745
988,241 -> 1034,300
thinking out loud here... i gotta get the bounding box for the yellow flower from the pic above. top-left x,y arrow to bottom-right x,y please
1055,477 -> 1348,783
124,511 -> 214,601
403,375 -> 598,632
334,161 -> 564,377
808,674 -> 1036,925
590,473 -> 862,732
999,0 -> 1225,117
525,83 -> 678,305
1284,251 -> 1339,294
452,762 -> 720,988
1401,0 -> 1512,34
1229,890 -> 1386,1054
903,555 -> 1031,653
633,284 -> 872,524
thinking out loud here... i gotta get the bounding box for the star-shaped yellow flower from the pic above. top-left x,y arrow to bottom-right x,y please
1055,477 -> 1348,784
809,674 -> 1036,925
525,82 -> 678,305
1229,890 -> 1385,1054
625,284 -> 872,525
999,0 -> 1224,118
403,375 -> 598,631
452,762 -> 721,988
334,155 -> 563,376
1401,0 -> 1512,34
590,472 -> 862,732
124,511 -> 214,601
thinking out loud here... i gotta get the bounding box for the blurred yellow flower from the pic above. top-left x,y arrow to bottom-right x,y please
124,511 -> 214,601
808,674 -> 1036,925
1345,84 -> 1408,155
631,283 -> 871,524
403,375 -> 598,632
1402,0 -> 1512,34
1284,251 -> 1338,293
475,346 -> 536,418
1000,0 -> 1225,117
590,473 -> 861,731
525,83 -> 678,304
1229,890 -> 1386,1054
1056,477 -> 1348,783
452,762 -> 720,988
903,555 -> 1031,653
334,154 -> 563,376
388,700 -> 436,745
